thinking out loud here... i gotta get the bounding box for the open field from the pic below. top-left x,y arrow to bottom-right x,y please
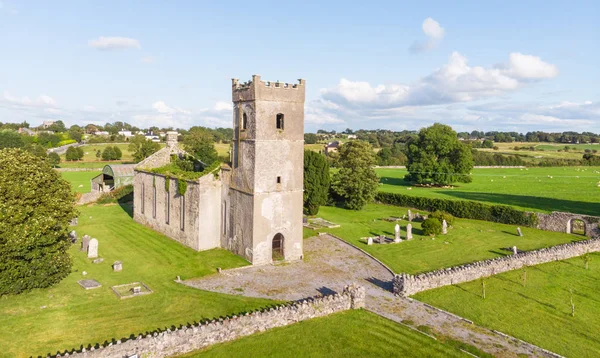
215,142 -> 230,156
477,142 -> 600,162
415,253 -> 600,357
310,204 -> 583,274
60,171 -> 100,193
377,167 -> 600,215
183,310 -> 472,358
60,143 -> 136,162
58,160 -> 135,169
0,204 -> 274,357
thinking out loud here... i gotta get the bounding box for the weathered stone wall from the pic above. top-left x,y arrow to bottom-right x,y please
57,285 -> 365,358
536,211 -> 600,238
394,238 -> 600,296
133,171 -> 221,251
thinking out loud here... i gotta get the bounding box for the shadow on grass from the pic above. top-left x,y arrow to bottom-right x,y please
379,176 -> 410,187
117,194 -> 134,218
437,191 -> 600,216
452,284 -> 482,299
516,292 -> 556,310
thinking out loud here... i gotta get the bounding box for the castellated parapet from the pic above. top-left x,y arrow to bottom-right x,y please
232,75 -> 306,103
394,238 -> 600,297
53,285 -> 365,358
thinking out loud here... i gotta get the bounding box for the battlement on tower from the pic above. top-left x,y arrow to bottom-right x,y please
232,75 -> 305,103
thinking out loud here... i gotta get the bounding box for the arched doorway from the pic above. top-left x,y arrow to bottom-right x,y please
272,233 -> 284,261
568,219 -> 586,236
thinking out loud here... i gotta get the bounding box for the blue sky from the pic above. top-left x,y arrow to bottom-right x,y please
0,0 -> 599,132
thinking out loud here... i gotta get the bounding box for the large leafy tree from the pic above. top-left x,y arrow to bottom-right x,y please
68,125 -> 84,142
303,150 -> 330,215
405,123 -> 473,186
0,130 -> 24,149
183,127 -> 218,164
128,135 -> 161,162
0,149 -> 76,294
331,141 -> 379,210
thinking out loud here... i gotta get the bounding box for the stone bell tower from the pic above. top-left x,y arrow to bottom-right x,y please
227,75 -> 305,265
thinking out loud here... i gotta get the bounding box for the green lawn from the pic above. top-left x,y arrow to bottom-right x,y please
377,167 -> 600,215
183,310 -> 471,358
415,253 -> 600,357
60,171 -> 101,193
61,143 -> 136,162
58,161 -> 135,169
0,204 -> 274,358
312,204 -> 585,274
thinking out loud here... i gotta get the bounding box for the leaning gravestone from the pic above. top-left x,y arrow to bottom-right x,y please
88,238 -> 98,258
394,224 -> 401,243
442,220 -> 448,234
81,235 -> 90,252
408,210 -> 413,222
517,227 -> 523,237
406,224 -> 413,240
512,246 -> 518,255
367,237 -> 373,246
379,235 -> 386,244
69,230 -> 77,243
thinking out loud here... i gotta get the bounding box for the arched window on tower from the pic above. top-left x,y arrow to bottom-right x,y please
276,113 -> 284,130
241,113 -> 248,131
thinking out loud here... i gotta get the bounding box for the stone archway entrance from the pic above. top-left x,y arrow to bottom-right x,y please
272,233 -> 284,261
568,218 -> 587,236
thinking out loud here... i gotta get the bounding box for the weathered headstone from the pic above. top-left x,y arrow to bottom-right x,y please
379,235 -> 386,244
131,286 -> 141,294
92,258 -> 104,264
81,235 -> 90,252
302,216 -> 308,224
70,217 -> 78,226
112,261 -> 122,272
69,230 -> 77,243
87,238 -> 98,258
408,210 -> 413,222
406,224 -> 413,240
517,227 -> 523,237
394,224 -> 401,243
367,237 -> 373,246
512,246 -> 518,255
442,220 -> 448,234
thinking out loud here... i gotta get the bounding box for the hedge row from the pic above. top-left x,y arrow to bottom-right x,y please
375,192 -> 538,227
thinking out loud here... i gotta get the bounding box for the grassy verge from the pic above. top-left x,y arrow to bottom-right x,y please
376,167 -> 600,215
313,204 -> 584,274
0,204 -> 274,357
414,253 -> 600,357
59,171 -> 101,193
181,310 -> 471,357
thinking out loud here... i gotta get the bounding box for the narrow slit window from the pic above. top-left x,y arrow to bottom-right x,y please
276,113 -> 284,130
165,190 -> 170,224
277,176 -> 281,184
141,183 -> 145,214
180,195 -> 185,231
152,186 -> 156,218
242,113 -> 247,130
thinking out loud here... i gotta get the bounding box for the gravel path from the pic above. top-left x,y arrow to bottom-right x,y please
184,234 -> 559,358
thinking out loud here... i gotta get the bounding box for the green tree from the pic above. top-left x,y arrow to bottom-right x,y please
405,123 -> 473,186
128,135 -> 161,162
0,130 -> 25,149
183,127 -> 218,164
75,147 -> 84,160
65,146 -> 78,161
304,133 -> 318,144
102,146 -> 116,161
422,218 -> 442,236
0,149 -> 76,294
330,141 -> 379,210
27,144 -> 48,158
113,146 -> 123,160
47,120 -> 66,133
48,152 -> 61,167
68,125 -> 84,142
96,150 -> 101,160
303,151 -> 330,215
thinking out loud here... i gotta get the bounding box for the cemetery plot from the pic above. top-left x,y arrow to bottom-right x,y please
77,279 -> 102,290
303,217 -> 340,230
112,282 -> 153,299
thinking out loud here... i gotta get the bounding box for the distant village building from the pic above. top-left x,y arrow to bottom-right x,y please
324,141 -> 340,156
18,127 -> 35,136
347,134 -> 357,139
91,164 -> 135,192
42,120 -> 56,129
118,130 -> 133,137
94,131 -> 110,136
133,75 -> 305,265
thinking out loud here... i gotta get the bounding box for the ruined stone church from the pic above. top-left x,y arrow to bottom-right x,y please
133,75 -> 305,265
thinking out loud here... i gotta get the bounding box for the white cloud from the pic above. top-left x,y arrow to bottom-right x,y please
502,53 -> 559,79
3,91 -> 57,107
409,17 -> 445,53
213,101 -> 232,111
88,36 -> 141,51
140,56 -> 154,63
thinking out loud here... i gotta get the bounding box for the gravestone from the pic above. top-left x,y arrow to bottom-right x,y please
517,227 -> 523,237
408,210 -> 413,222
112,261 -> 122,272
81,235 -> 90,252
131,286 -> 141,294
442,220 -> 448,234
70,217 -> 78,226
379,235 -> 386,244
394,224 -> 401,243
69,230 -> 77,243
512,246 -> 518,255
367,237 -> 373,246
87,238 -> 98,258
92,258 -> 104,264
302,217 -> 308,224
406,224 -> 413,240
78,279 -> 101,290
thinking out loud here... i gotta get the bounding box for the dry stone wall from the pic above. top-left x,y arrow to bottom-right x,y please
394,239 -> 600,296
55,285 -> 365,358
536,211 -> 600,238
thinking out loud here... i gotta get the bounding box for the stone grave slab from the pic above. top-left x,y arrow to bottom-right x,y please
78,279 -> 102,290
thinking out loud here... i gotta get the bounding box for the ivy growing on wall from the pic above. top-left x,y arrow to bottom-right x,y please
177,179 -> 187,196
165,175 -> 170,192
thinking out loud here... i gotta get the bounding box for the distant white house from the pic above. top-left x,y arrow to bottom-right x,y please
324,141 -> 340,156
118,130 -> 133,137
94,131 -> 109,136
347,134 -> 357,139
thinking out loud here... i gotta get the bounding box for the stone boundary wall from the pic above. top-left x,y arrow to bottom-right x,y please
393,239 -> 600,296
53,285 -> 365,358
374,166 -> 526,169
55,168 -> 103,172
